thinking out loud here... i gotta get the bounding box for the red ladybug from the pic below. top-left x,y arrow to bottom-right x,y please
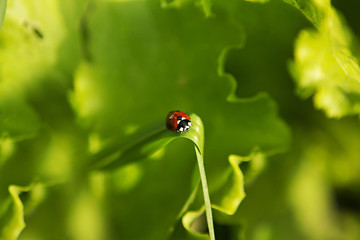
166,110 -> 191,133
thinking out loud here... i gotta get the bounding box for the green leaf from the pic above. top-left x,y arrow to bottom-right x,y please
0,183 -> 45,240
182,207 -> 209,239
0,186 -> 26,240
69,1 -> 290,238
210,154 -> 249,215
0,0 -> 292,239
288,0 -> 360,118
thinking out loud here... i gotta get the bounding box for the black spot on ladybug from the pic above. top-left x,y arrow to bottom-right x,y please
177,116 -> 182,120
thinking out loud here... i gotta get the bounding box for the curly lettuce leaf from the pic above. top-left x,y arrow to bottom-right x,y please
0,183 -> 45,240
0,0 -> 292,239
288,0 -> 360,118
69,1 -> 290,239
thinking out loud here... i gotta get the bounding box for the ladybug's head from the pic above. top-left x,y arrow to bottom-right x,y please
176,118 -> 191,132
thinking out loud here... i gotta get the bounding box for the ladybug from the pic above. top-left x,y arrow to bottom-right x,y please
166,110 -> 192,133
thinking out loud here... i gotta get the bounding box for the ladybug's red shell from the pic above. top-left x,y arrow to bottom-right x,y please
166,111 -> 191,132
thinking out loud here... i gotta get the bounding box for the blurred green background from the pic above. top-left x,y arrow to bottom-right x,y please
1,0 -> 360,239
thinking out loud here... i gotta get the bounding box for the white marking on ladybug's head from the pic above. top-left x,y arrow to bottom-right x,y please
188,122 -> 192,126
177,120 -> 180,124
179,127 -> 184,132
